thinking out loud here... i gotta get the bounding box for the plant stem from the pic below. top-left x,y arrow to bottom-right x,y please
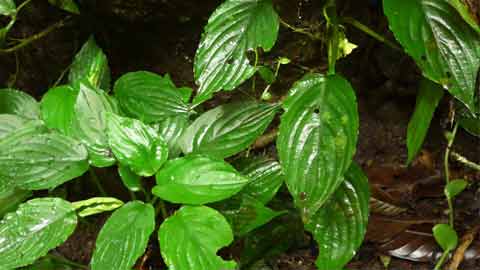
155,199 -> 168,220
341,17 -> 402,51
279,18 -> 320,41
434,250 -> 450,270
47,254 -> 89,270
444,122 -> 459,228
450,151 -> 480,171
251,47 -> 258,92
16,0 -> 33,13
323,0 -> 339,75
89,168 -> 107,197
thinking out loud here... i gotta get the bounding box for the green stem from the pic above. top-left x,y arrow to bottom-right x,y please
444,122 -> 459,228
279,17 -> 320,41
323,0 -> 339,75
47,254 -> 89,270
451,151 -> 480,171
89,168 -> 107,197
16,0 -> 33,13
155,199 -> 168,220
434,250 -> 450,270
341,17 -> 402,51
251,47 -> 259,92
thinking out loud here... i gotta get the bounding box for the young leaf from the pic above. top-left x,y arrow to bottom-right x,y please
71,81 -> 116,167
0,88 -> 40,119
0,0 -> 15,16
433,223 -> 458,251
235,156 -> 284,204
40,85 -> 78,135
383,0 -> 480,112
106,112 -> 168,176
117,165 -> 142,192
0,189 -> 31,218
0,132 -> 89,190
180,102 -> 279,159
48,0 -> 80,14
193,0 -> 279,104
257,66 -> 276,84
444,179 -> 468,200
91,201 -> 155,270
407,79 -> 444,164
158,206 -> 237,270
0,198 -> 77,269
69,37 -> 111,90
305,163 -> 370,270
72,197 -> 124,217
0,114 -> 29,139
114,71 -> 190,123
215,194 -> 285,236
277,73 -> 359,221
152,115 -> 189,158
153,155 -> 249,204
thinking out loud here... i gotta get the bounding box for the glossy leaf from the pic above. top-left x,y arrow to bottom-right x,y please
459,113 -> 480,137
72,197 -> 123,217
407,79 -> 444,164
91,201 -> 155,270
40,85 -> 77,135
0,131 -> 89,190
305,164 -> 370,270
0,0 -> 15,16
433,223 -> 458,251
0,198 -> 77,269
153,115 -> 189,158
71,81 -> 116,167
69,37 -> 111,90
277,73 -> 359,220
444,179 -> 468,199
448,0 -> 480,34
153,155 -> 249,204
114,71 -> 190,123
106,112 -> 168,176
48,0 -> 80,14
235,156 -> 284,204
0,114 -> 29,140
0,88 -> 40,119
180,102 -> 278,159
215,194 -> 285,236
159,205 -> 237,270
0,189 -> 31,218
118,165 -> 142,192
383,0 -> 480,112
193,0 -> 279,104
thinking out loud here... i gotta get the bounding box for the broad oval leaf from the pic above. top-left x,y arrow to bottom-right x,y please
114,71 -> 190,123
71,81 -> 116,167
407,79 -> 444,164
277,73 -> 359,220
0,132 -> 89,190
0,0 -> 15,16
159,205 -> 237,270
69,37 -> 111,90
433,223 -> 458,251
0,114 -> 29,140
235,156 -> 284,204
193,0 -> 279,104
153,155 -> 249,204
0,88 -> 40,119
305,163 -> 370,270
153,115 -> 189,158
48,0 -> 80,14
72,197 -> 123,217
180,102 -> 278,159
444,179 -> 468,199
40,85 -> 77,135
91,201 -> 155,270
106,112 -> 168,176
383,0 -> 480,112
118,165 -> 142,192
0,198 -> 77,269
0,189 -> 31,218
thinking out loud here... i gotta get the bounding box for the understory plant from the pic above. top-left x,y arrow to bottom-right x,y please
0,0 -> 479,270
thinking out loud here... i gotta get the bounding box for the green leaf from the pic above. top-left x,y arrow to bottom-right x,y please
69,37 -> 111,90
0,114 -> 29,140
448,0 -> 480,34
444,179 -> 468,199
71,81 -> 116,167
407,79 -> 444,164
257,66 -> 276,84
235,156 -> 284,204
458,112 -> 480,137
40,85 -> 77,135
277,73 -> 359,221
383,0 -> 480,112
48,0 -> 80,14
114,71 -> 190,123
433,223 -> 458,251
153,154 -> 249,204
22,257 -> 74,270
278,57 -> 291,65
91,201 -> 155,270
158,205 -> 237,270
106,112 -> 168,176
193,0 -> 279,104
0,88 -> 40,119
180,102 -> 278,159
0,189 -> 31,218
215,194 -> 285,236
117,165 -> 142,192
72,197 -> 123,217
152,115 -> 189,158
0,0 -> 15,16
0,198 -> 77,269
305,163 -> 370,270
0,131 -> 89,190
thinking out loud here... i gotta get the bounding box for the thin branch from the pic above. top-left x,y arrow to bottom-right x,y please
451,151 -> 480,171
341,17 -> 402,51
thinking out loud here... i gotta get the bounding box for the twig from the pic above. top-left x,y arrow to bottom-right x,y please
252,128 -> 278,149
451,152 -> 480,171
279,17 -> 321,41
447,225 -> 480,270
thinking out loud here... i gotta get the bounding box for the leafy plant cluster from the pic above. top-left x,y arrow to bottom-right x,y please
0,0 -> 479,270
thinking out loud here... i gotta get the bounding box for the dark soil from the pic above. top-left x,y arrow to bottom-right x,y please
1,0 -> 479,269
